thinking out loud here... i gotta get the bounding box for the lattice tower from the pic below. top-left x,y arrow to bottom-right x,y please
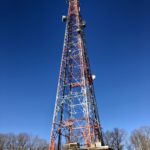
49,0 -> 104,149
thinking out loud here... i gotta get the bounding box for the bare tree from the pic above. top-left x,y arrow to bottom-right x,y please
5,134 -> 17,150
131,126 -> 150,150
0,134 -> 5,150
17,133 -> 30,150
104,128 -> 126,150
30,136 -> 48,150
0,133 -> 48,150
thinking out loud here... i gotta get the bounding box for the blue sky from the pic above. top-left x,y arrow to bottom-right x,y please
0,0 -> 150,141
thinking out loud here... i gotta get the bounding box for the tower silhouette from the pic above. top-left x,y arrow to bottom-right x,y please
49,0 -> 109,150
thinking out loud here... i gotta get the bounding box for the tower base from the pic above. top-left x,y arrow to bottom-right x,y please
63,143 -> 113,150
80,147 -> 113,150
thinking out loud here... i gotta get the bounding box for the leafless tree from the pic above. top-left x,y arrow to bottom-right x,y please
0,134 -> 5,150
131,126 -> 150,150
0,133 -> 48,150
104,128 -> 126,150
29,136 -> 48,150
5,133 -> 17,150
17,133 -> 30,150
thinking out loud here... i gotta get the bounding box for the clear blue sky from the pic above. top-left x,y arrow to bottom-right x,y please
0,0 -> 150,141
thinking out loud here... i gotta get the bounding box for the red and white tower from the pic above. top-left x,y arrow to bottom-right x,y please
49,0 -> 109,150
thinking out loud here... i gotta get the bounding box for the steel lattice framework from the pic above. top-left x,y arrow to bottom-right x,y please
49,0 -> 104,149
